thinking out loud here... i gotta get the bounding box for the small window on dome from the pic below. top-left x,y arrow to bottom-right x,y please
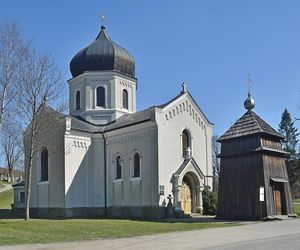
75,90 -> 80,110
96,86 -> 105,107
122,89 -> 128,110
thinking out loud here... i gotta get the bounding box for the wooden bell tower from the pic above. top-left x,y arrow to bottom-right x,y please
217,92 -> 294,220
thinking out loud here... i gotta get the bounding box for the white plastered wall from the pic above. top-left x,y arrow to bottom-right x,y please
29,116 -> 66,209
155,93 -> 213,206
105,121 -> 159,207
64,130 -> 99,208
68,72 -> 137,125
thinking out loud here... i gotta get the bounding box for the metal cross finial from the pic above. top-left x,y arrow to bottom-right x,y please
42,94 -> 48,105
100,11 -> 105,27
247,74 -> 252,95
181,82 -> 187,93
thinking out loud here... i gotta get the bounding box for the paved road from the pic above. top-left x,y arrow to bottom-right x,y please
0,219 -> 299,250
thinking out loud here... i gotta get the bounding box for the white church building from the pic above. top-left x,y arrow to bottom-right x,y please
13,24 -> 213,218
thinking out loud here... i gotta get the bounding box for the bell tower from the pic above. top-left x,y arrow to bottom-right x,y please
68,25 -> 137,125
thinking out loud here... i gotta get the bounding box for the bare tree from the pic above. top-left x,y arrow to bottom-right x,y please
212,135 -> 221,192
1,122 -> 23,182
15,49 -> 65,220
0,22 -> 29,127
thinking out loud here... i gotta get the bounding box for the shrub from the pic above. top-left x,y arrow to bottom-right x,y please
202,186 -> 217,215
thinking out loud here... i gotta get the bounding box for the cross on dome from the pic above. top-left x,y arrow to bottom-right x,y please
100,11 -> 105,28
244,74 -> 255,111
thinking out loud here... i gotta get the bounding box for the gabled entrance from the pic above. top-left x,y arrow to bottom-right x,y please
172,158 -> 204,214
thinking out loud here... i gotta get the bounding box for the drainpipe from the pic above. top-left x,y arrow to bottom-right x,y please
205,126 -> 209,187
100,131 -> 107,217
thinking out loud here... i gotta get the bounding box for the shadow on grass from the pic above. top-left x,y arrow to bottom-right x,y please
0,209 -> 241,225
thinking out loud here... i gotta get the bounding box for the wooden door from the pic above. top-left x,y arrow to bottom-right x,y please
273,188 -> 282,215
181,181 -> 192,214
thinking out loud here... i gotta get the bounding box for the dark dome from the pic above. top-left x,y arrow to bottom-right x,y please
70,26 -> 135,78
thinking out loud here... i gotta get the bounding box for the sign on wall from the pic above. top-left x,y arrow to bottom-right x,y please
259,186 -> 264,201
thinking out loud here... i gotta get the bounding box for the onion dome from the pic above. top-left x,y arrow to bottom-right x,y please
244,91 -> 255,111
70,26 -> 135,78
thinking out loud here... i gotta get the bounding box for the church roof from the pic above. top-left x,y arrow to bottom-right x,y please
12,180 -> 25,187
218,110 -> 284,142
69,116 -> 101,133
175,157 -> 205,179
70,26 -> 135,78
104,109 -> 152,132
69,108 -> 153,133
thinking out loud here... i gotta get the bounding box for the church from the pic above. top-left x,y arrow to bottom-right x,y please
12,23 -> 213,218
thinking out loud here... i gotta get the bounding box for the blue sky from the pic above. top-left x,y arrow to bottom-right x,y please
1,0 -> 299,136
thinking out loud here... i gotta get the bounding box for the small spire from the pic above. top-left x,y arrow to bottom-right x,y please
247,74 -> 252,94
100,11 -> 105,29
244,75 -> 255,111
181,82 -> 187,94
42,94 -> 48,106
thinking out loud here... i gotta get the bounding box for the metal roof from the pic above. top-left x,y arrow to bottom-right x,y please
70,26 -> 135,78
69,108 -> 153,133
12,180 -> 25,187
218,110 -> 284,141
69,116 -> 102,133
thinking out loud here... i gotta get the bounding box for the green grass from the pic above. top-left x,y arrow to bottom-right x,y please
0,190 -> 237,246
293,198 -> 300,216
0,181 -> 6,189
0,189 -> 13,209
0,219 -> 237,246
294,204 -> 300,216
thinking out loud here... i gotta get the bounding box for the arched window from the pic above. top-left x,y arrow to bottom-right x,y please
96,86 -> 105,107
114,155 -> 122,180
182,129 -> 191,158
41,147 -> 48,182
132,152 -> 141,178
122,89 -> 128,110
75,90 -> 80,110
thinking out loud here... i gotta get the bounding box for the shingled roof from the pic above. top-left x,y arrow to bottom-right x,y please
218,110 -> 284,141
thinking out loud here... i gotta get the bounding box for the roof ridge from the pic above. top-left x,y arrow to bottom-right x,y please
218,110 -> 284,141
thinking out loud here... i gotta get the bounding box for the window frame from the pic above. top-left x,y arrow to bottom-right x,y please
40,147 -> 49,182
130,151 -> 142,181
113,154 -> 123,182
122,89 -> 129,110
182,129 -> 192,158
75,90 -> 81,111
96,85 -> 106,108
19,191 -> 25,203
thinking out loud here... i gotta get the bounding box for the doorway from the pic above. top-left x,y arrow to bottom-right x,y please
272,182 -> 286,215
181,176 -> 192,214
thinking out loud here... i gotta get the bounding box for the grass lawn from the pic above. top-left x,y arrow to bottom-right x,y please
0,189 -> 13,209
0,190 -> 237,246
294,203 -> 300,216
0,181 -> 7,189
0,218 -> 237,246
